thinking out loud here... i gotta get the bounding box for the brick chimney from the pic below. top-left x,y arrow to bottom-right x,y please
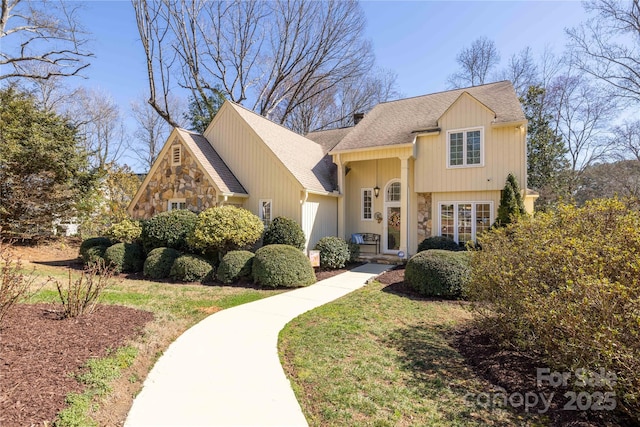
353,112 -> 364,125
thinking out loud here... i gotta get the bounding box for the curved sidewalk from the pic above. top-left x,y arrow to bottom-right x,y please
125,263 -> 391,427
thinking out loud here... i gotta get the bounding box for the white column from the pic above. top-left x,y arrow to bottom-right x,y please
336,155 -> 346,239
399,156 -> 410,259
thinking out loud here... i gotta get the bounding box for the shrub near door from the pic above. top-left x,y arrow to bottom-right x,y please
405,250 -> 471,299
252,245 -> 316,288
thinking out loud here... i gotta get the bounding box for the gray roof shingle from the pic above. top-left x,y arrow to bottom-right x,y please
331,81 -> 525,152
305,127 -> 353,154
176,128 -> 248,196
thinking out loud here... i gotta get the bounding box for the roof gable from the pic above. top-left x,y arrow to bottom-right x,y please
331,81 -> 525,153
437,91 -> 496,124
223,102 -> 337,194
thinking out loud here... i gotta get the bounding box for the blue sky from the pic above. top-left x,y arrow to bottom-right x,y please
70,1 -> 589,171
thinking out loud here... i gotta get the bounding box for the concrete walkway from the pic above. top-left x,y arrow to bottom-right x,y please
125,263 -> 391,427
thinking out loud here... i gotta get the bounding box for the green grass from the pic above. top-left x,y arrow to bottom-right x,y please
279,281 -> 547,426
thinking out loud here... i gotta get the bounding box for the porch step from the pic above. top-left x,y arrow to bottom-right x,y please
356,253 -> 405,265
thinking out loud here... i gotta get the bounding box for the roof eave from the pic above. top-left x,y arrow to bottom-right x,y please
329,142 -> 415,156
491,119 -> 527,128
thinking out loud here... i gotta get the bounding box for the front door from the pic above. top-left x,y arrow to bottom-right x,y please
383,180 -> 401,253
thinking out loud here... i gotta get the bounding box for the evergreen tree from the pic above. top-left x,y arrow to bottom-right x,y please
496,173 -> 526,226
185,89 -> 226,134
0,87 -> 94,237
520,85 -> 570,208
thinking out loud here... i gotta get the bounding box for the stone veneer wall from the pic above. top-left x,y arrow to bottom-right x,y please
417,193 -> 432,244
130,140 -> 218,219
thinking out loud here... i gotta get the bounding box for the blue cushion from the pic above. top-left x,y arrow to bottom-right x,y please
351,233 -> 364,244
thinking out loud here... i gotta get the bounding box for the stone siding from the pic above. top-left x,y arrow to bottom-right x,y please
130,139 -> 218,219
417,192 -> 432,244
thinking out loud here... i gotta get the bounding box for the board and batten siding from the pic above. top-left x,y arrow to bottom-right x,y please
203,105 -> 303,223
414,93 -> 527,193
302,193 -> 337,251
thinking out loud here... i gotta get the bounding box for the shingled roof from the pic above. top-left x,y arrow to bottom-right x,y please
227,102 -> 337,193
176,128 -> 247,196
305,127 -> 353,154
331,81 -> 525,153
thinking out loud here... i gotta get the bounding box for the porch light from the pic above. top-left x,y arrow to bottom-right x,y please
374,185 -> 380,198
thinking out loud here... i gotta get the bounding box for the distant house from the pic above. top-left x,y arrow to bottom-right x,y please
128,81 -> 535,256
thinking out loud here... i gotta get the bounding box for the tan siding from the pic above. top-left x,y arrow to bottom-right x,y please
415,94 -> 526,193
302,194 -> 337,251
337,146 -> 413,163
204,105 -> 303,223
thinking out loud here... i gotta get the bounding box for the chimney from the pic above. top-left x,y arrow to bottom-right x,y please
353,112 -> 364,125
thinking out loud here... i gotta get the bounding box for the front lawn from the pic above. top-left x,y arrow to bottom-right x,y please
279,280 -> 544,426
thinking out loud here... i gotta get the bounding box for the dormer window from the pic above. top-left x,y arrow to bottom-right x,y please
447,127 -> 483,167
172,145 -> 182,166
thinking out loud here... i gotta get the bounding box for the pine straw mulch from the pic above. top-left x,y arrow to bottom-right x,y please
0,303 -> 153,427
376,265 -> 633,427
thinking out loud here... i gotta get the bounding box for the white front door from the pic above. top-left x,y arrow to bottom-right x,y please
383,179 -> 401,253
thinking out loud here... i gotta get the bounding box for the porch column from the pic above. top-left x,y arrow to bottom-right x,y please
400,156 -> 410,259
336,155 -> 346,239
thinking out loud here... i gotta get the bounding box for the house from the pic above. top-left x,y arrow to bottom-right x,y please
128,102 -> 339,251
128,80 -> 535,257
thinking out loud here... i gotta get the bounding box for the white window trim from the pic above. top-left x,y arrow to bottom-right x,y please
259,199 -> 272,226
168,198 -> 187,211
438,201 -> 493,243
361,188 -> 373,221
446,126 -> 484,168
171,145 -> 182,166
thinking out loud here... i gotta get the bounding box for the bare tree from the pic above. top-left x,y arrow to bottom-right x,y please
567,0 -> 640,103
447,36 -> 501,88
497,46 -> 539,98
547,70 -> 617,188
66,88 -> 127,170
0,0 -> 92,81
611,120 -> 640,162
131,0 -> 374,128
130,94 -> 181,171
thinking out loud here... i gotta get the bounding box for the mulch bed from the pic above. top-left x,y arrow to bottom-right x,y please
0,303 -> 153,427
377,266 -> 632,427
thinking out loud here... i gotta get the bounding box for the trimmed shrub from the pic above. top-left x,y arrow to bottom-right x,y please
169,254 -> 214,283
314,236 -> 349,269
405,250 -> 471,299
104,219 -> 142,243
141,210 -> 197,252
143,247 -> 182,279
417,236 -> 461,252
469,198 -> 640,421
79,237 -> 111,262
347,241 -> 360,263
252,244 -> 316,288
216,250 -> 255,284
104,242 -> 144,274
84,245 -> 108,267
188,206 -> 263,254
262,217 -> 306,250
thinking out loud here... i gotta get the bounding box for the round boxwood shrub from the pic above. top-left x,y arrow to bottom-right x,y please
84,245 -> 108,267
143,247 -> 182,279
252,244 -> 316,288
105,219 -> 142,243
141,210 -> 197,252
262,217 -> 306,250
79,237 -> 111,262
169,254 -> 215,283
216,250 -> 255,284
188,206 -> 264,255
314,236 -> 349,269
347,241 -> 360,263
417,236 -> 462,252
405,250 -> 471,299
104,242 -> 144,274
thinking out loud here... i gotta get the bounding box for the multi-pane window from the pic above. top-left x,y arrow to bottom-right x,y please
386,182 -> 401,202
259,199 -> 272,226
440,202 -> 492,243
168,198 -> 186,211
361,188 -> 373,220
448,128 -> 483,167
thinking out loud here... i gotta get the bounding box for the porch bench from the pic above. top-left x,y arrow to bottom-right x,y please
350,233 -> 380,254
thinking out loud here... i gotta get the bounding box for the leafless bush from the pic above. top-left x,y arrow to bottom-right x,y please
55,261 -> 114,318
0,240 -> 38,327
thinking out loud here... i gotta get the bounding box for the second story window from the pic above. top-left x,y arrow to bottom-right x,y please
447,128 -> 483,167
